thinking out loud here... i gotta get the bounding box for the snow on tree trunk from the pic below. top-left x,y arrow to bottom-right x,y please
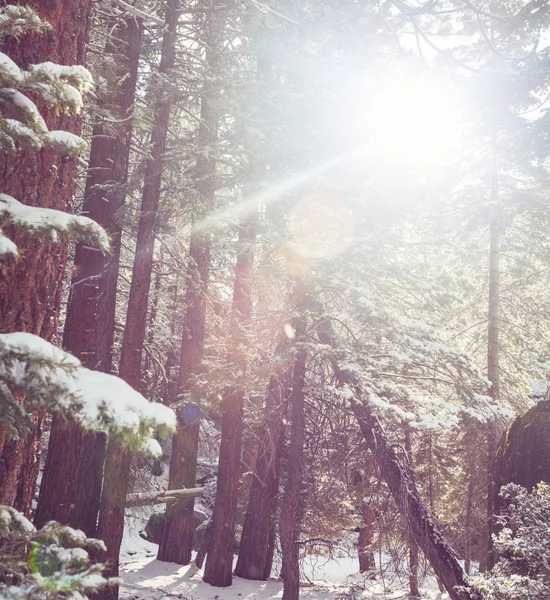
0,0 -> 92,513
235,355 -> 292,580
203,221 -> 255,587
280,297 -> 307,600
34,16 -> 142,531
93,1 -> 179,597
158,0 -> 224,566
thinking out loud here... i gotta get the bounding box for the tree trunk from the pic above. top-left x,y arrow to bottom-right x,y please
404,427 -> 420,598
158,0 -> 224,566
235,358 -> 293,580
464,467 -> 474,576
93,2 -> 179,598
33,15 -> 142,531
70,431 -> 107,535
203,222 -> 255,587
358,499 -> 376,574
484,209 -> 501,572
280,301 -> 307,600
0,0 -> 92,513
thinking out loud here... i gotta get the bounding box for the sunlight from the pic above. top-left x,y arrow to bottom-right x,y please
363,74 -> 464,166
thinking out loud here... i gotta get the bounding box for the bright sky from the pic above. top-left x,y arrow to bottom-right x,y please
362,73 -> 465,167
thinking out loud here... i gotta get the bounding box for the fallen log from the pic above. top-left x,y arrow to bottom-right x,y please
126,487 -> 203,508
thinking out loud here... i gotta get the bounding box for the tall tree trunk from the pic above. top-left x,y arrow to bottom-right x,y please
280,298 -> 307,600
404,427 -> 420,598
34,15 -> 142,531
203,221 -> 255,586
93,2 -> 179,598
157,0 -> 225,566
70,431 -> 107,535
464,465 -> 474,576
235,356 -> 293,580
0,0 -> 92,514
483,179 -> 501,572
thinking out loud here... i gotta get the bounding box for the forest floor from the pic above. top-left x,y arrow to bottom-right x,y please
119,517 -> 450,600
120,557 -> 450,600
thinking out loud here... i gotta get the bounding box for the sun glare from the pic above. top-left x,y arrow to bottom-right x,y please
364,74 -> 464,166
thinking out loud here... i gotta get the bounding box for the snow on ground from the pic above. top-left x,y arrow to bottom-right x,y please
119,524 -> 450,600
120,557 -> 449,600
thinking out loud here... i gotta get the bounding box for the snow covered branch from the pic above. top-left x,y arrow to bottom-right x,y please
0,194 -> 110,255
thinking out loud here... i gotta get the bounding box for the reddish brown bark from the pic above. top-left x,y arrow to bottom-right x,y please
203,221 -> 255,587
34,16 -> 142,531
70,431 -> 107,535
0,0 -> 92,512
158,0 -> 224,566
235,359 -> 293,580
93,2 -> 179,598
280,303 -> 308,600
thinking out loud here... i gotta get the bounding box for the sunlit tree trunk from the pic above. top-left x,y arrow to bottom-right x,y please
0,0 -> 92,514
157,0 -> 225,566
203,221 -> 255,586
236,356 -> 293,580
483,167 -> 501,572
280,294 -> 308,600
34,16 -> 142,531
93,1 -> 179,597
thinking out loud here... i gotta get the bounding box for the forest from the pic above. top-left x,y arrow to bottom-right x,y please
1,1 -> 550,600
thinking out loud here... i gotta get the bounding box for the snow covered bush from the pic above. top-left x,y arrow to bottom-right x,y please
0,194 -> 110,256
0,332 -> 176,454
471,483 -> 550,600
0,504 -> 118,599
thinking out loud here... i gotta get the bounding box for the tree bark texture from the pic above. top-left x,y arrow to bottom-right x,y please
70,431 -> 107,536
34,16 -> 142,531
158,0 -> 224,566
93,2 -> 179,598
280,307 -> 307,600
235,359 -> 293,580
0,0 -> 92,513
203,221 -> 255,587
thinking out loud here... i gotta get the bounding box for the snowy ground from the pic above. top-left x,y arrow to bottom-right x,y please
119,516 -> 450,600
120,557 -> 449,600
